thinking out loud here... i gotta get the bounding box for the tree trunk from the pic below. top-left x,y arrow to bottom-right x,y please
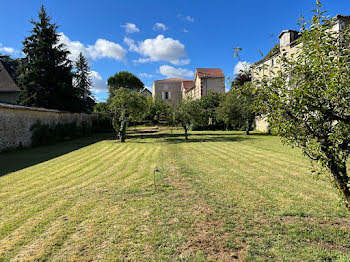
245,114 -> 255,135
329,161 -> 350,212
245,118 -> 250,135
119,113 -> 127,143
184,126 -> 188,140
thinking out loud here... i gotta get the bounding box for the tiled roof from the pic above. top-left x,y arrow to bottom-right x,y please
195,68 -> 224,78
0,61 -> 20,92
182,80 -> 195,90
156,78 -> 189,82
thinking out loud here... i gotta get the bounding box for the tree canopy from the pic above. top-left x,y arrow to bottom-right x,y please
255,2 -> 350,211
174,98 -> 200,140
18,5 -> 76,111
73,52 -> 95,112
107,71 -> 144,96
108,88 -> 146,142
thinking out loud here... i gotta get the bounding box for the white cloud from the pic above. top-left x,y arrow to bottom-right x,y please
0,43 -> 16,54
87,39 -> 126,60
178,14 -> 195,23
123,37 -> 138,51
159,65 -> 194,79
233,61 -> 252,75
91,71 -> 108,93
153,23 -> 167,31
121,23 -> 140,34
183,29 -> 189,33
59,33 -> 127,61
139,73 -> 153,78
185,16 -> 194,22
126,35 -> 190,65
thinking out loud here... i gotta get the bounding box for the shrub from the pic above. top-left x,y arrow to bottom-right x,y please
30,120 -> 94,146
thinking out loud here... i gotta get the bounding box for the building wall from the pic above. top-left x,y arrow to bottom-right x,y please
203,77 -> 225,95
255,116 -> 270,132
0,92 -> 18,104
0,103 -> 98,152
152,81 -> 182,106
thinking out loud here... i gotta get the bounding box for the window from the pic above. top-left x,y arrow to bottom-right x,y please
162,91 -> 171,100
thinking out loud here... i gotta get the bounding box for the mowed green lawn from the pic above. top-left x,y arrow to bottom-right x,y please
0,127 -> 349,261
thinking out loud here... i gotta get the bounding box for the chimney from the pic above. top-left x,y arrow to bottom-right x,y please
278,30 -> 300,47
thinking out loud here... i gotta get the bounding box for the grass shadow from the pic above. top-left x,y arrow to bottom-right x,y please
129,131 -> 258,144
0,132 -> 116,177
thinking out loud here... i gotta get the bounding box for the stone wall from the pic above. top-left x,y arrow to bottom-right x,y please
0,103 -> 98,152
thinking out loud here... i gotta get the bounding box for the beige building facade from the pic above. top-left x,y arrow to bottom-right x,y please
252,15 -> 350,132
152,68 -> 225,106
152,79 -> 184,106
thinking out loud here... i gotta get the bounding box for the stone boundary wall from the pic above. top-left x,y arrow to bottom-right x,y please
0,103 -> 98,152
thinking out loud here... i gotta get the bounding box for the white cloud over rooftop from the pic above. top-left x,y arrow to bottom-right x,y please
159,65 -> 194,79
125,35 -> 190,65
233,61 -> 251,75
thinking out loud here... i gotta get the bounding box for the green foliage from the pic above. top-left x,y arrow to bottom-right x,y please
94,102 -> 109,114
145,98 -> 171,125
262,42 -> 280,61
192,92 -> 224,131
174,98 -> 200,140
216,90 -> 247,130
107,87 -> 147,142
217,71 -> 256,134
30,120 -> 94,146
18,5 -> 77,111
107,71 -> 144,95
255,2 -> 350,211
73,52 -> 95,112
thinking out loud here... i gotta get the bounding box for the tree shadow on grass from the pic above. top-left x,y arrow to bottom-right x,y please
0,132 -> 116,177
129,131 -> 257,144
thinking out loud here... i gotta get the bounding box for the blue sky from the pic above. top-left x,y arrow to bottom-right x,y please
1,0 -> 349,101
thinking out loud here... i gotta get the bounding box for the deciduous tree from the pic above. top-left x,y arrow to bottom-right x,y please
108,88 -> 146,142
174,98 -> 200,140
256,2 -> 350,211
107,71 -> 144,95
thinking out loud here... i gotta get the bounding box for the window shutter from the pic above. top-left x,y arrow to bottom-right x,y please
168,91 -> 171,99
162,92 -> 165,99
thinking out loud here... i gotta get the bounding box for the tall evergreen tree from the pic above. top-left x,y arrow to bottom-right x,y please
73,52 -> 95,112
18,5 -> 75,111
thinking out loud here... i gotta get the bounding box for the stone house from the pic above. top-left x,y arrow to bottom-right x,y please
152,78 -> 185,106
140,87 -> 152,98
184,68 -> 225,100
252,15 -> 350,132
0,61 -> 20,104
152,68 -> 225,106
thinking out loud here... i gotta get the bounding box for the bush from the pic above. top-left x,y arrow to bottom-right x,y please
30,120 -> 95,146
